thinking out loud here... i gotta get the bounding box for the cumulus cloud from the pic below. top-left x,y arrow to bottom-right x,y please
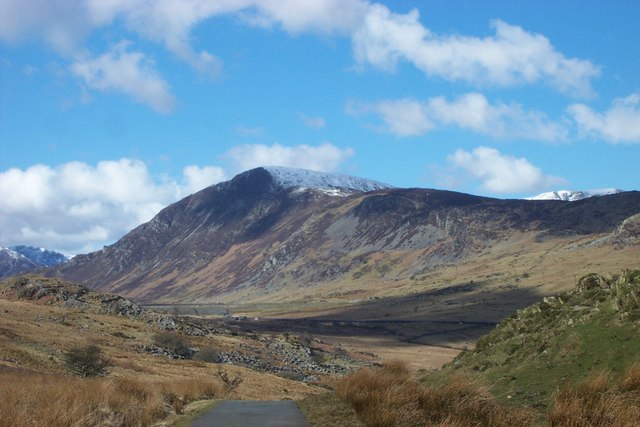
353,5 -> 599,96
182,165 -> 227,194
349,93 -> 567,141
0,144 -> 355,254
0,0 -> 93,54
0,159 -> 226,254
1,0 -> 368,75
1,0 -> 602,117
347,98 -> 433,137
447,147 -> 566,194
240,0 -> 369,35
567,94 -> 640,144
71,42 -> 176,113
224,143 -> 354,172
2,1 -> 599,96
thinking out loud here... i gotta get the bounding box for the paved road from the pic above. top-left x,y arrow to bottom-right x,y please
191,400 -> 308,427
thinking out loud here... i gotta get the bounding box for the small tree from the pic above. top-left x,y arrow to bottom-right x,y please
152,331 -> 192,358
64,344 -> 110,377
193,346 -> 218,363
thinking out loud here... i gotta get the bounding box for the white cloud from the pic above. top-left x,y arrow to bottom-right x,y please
224,143 -> 354,172
241,0 -> 369,35
71,42 -> 176,113
0,148 -> 352,253
0,0 -> 93,54
86,0 -> 368,75
182,165 -> 227,194
567,94 -> 640,144
448,147 -> 566,194
353,5 -> 599,95
299,113 -> 327,129
347,99 -> 433,137
349,93 -> 567,141
1,0 -> 601,117
0,159 -> 226,254
87,0 -> 227,78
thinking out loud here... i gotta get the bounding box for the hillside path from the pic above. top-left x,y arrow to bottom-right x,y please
190,400 -> 308,427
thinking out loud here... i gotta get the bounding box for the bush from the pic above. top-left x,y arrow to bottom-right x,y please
548,365 -> 640,426
337,360 -> 534,427
63,344 -> 110,377
193,346 -> 218,363
152,331 -> 192,358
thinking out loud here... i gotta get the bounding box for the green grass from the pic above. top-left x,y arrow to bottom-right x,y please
426,269 -> 640,416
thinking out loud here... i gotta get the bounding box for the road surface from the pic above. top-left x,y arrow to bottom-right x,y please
190,400 -> 308,427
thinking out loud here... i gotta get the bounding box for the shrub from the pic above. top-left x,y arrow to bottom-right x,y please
548,366 -> 640,426
152,331 -> 192,358
193,346 -> 218,363
63,344 -> 110,377
337,360 -> 534,427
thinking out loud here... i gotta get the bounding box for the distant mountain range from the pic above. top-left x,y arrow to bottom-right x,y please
0,246 -> 70,278
48,167 -> 640,304
527,188 -> 623,201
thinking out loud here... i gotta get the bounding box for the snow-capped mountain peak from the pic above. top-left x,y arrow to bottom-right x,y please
0,245 -> 71,279
0,247 -> 25,261
526,188 -> 623,201
262,166 -> 393,195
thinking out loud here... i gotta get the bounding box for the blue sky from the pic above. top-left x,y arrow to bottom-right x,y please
1,0 -> 639,254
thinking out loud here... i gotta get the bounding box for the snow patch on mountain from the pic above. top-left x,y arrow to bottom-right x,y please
526,189 -> 623,201
0,247 -> 24,261
263,166 -> 393,196
10,245 -> 71,267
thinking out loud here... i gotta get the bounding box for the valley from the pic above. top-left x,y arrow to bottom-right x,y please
3,167 -> 639,425
146,228 -> 639,371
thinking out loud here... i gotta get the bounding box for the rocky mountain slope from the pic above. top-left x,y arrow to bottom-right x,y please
0,246 -> 69,278
49,167 -> 640,304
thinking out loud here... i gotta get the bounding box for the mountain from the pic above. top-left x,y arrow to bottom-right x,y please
0,246 -> 70,278
10,245 -> 70,267
526,188 -> 623,201
260,166 -> 393,195
50,167 -> 640,304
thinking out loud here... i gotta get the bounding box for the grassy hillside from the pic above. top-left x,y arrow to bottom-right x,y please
440,269 -> 640,412
0,275 -> 323,426
327,269 -> 640,426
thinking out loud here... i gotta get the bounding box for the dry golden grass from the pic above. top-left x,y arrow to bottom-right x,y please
548,362 -> 640,427
298,392 -> 365,427
336,360 -> 534,427
0,368 -> 223,426
0,291 -> 323,426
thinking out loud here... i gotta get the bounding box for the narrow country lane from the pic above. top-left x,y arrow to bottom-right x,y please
190,400 -> 308,427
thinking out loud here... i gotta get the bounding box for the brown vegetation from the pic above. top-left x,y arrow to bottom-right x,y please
337,359 -> 640,426
336,360 -> 534,427
548,362 -> 640,426
0,280 -> 324,426
0,368 -> 223,426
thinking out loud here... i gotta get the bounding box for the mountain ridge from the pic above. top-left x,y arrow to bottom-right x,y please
49,167 -> 640,305
526,188 -> 623,201
0,246 -> 69,279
